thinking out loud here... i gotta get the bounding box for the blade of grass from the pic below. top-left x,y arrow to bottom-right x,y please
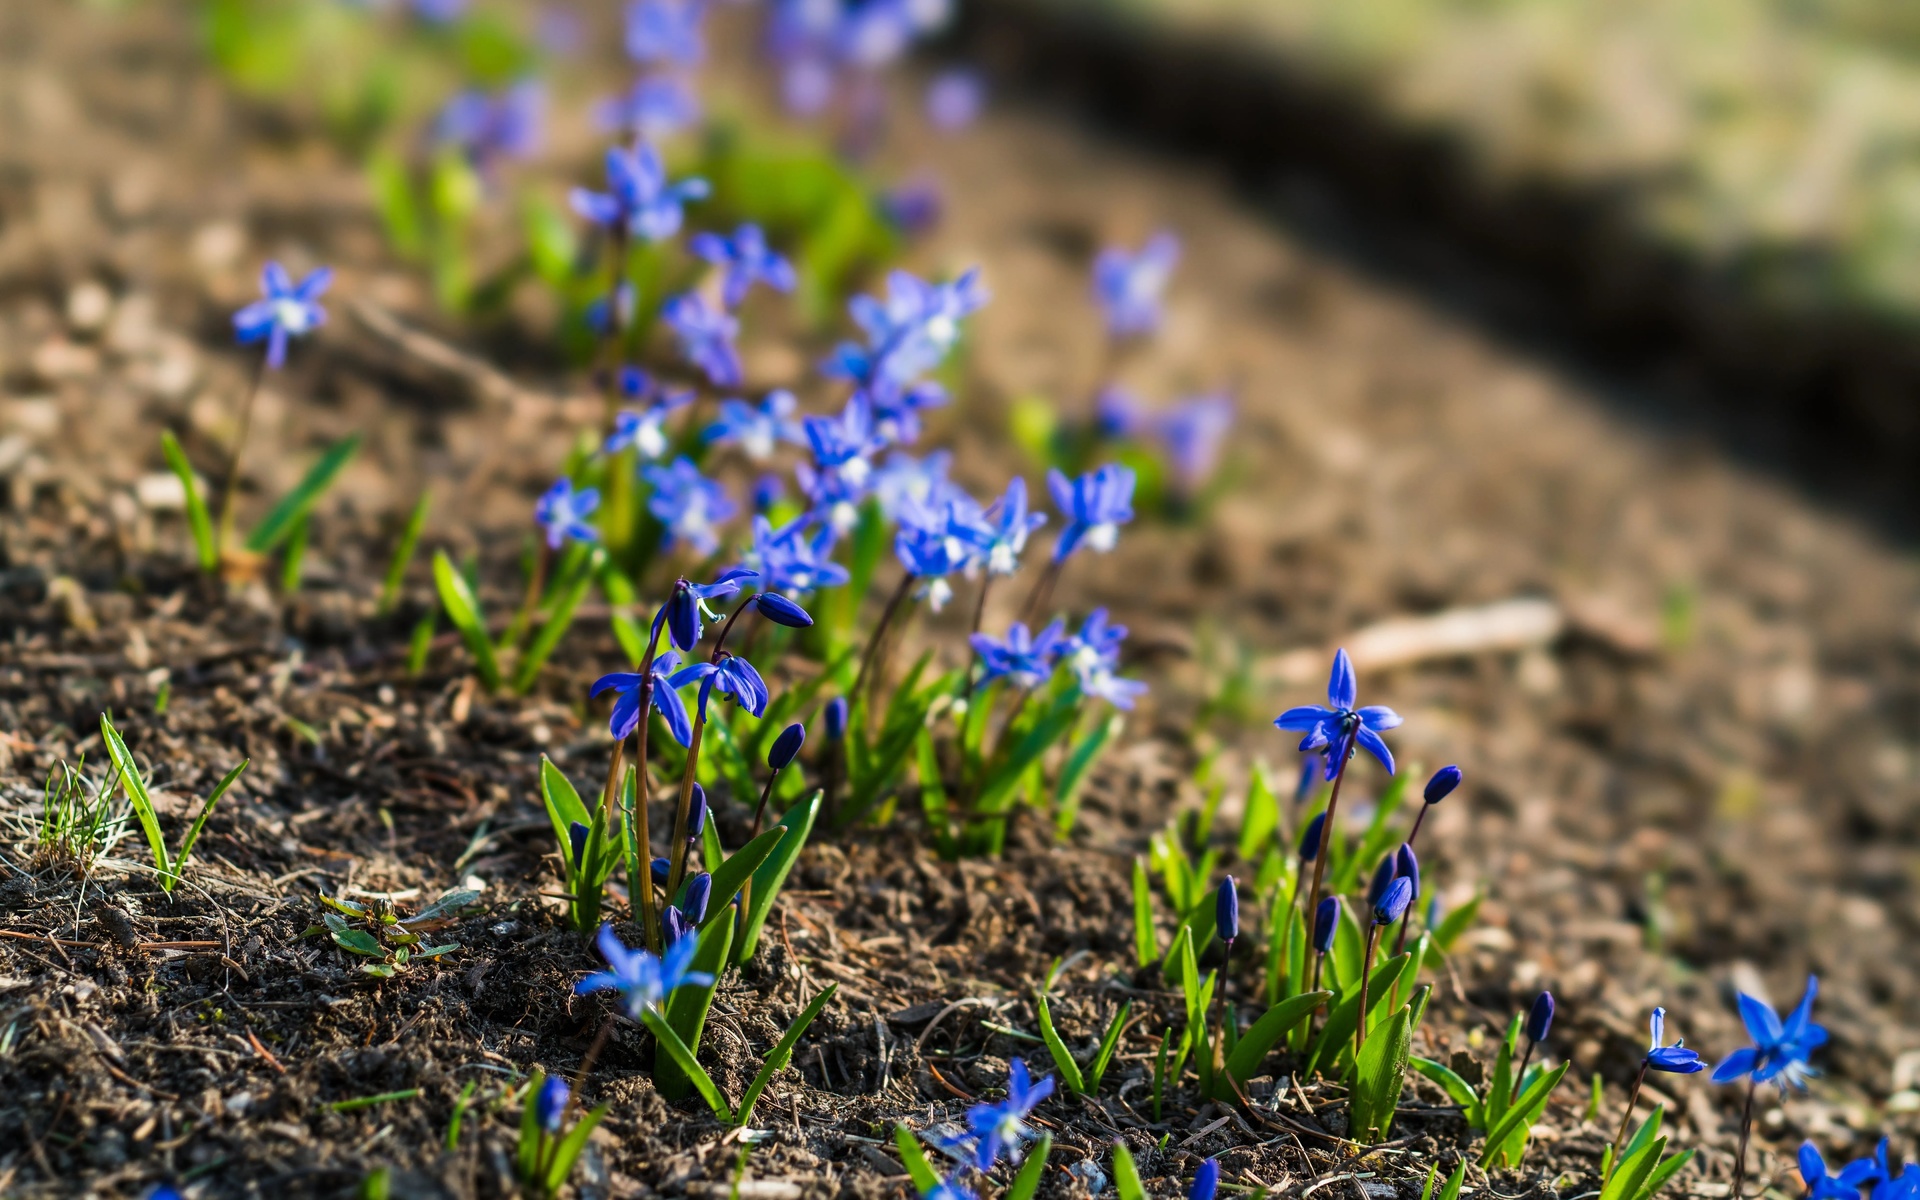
159,430 -> 217,571
379,490 -> 431,614
433,549 -> 501,691
736,984 -> 836,1126
246,433 -> 361,553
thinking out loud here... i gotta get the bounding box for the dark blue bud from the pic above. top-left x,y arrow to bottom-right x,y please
535,1074 -> 570,1133
687,783 -> 707,839
568,821 -> 590,869
754,591 -> 814,628
1367,854 -> 1398,907
662,905 -> 692,945
680,871 -> 711,924
1373,876 -> 1413,926
1526,991 -> 1555,1043
651,857 -> 670,889
1294,755 -> 1318,802
1395,842 -> 1420,900
1312,896 -> 1340,952
769,722 -> 806,771
1190,1159 -> 1219,1200
1215,877 -> 1239,944
666,585 -> 701,653
1298,812 -> 1326,861
824,696 -> 848,742
1424,765 -> 1462,805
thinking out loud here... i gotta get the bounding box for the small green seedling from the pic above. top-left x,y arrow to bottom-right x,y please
1600,1106 -> 1695,1200
36,755 -> 118,871
160,429 -> 360,583
301,888 -> 478,978
1034,991 -> 1130,1096
1412,1011 -> 1570,1167
99,713 -> 248,893
1348,986 -> 1430,1142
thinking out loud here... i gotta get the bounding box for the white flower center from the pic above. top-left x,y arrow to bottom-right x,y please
274,299 -> 314,334
1086,523 -> 1118,553
637,420 -> 668,459
840,456 -> 872,487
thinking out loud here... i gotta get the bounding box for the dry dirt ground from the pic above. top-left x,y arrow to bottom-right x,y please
2,2 -> 1919,1198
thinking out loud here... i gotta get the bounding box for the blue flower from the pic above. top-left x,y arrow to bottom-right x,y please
704,390 -> 804,461
925,68 -> 985,131
591,649 -> 697,746
232,261 -> 330,370
663,870 -> 711,944
662,292 -> 741,387
739,515 -> 850,594
872,450 -> 956,528
1298,812 -> 1326,861
894,525 -> 967,611
587,283 -> 638,336
147,1187 -> 184,1200
1216,877 -> 1239,944
1394,843 -> 1419,899
769,723 -> 806,770
535,478 -> 600,550
921,1176 -> 973,1200
690,224 -> 797,310
828,268 -> 988,395
595,75 -> 701,139
1312,896 -> 1340,952
1154,392 -> 1232,487
1046,464 -> 1136,562
434,81 -> 543,176
798,396 -> 884,530
971,620 -> 1065,688
1801,1144 -> 1865,1200
1373,876 -> 1413,926
956,477 -> 1046,576
535,1074 -> 570,1133
1093,231 -> 1179,338
824,696 -> 848,741
570,142 -> 709,242
604,389 -> 693,461
1712,975 -> 1826,1090
672,653 -> 771,720
1096,386 -> 1147,438
643,457 -> 735,555
1273,648 -> 1402,778
869,379 -> 950,445
1190,1159 -> 1220,1200
661,567 -> 757,651
625,0 -> 706,65
575,922 -> 714,1018
1424,765 -> 1462,805
1643,1007 -> 1705,1074
1525,991 -> 1555,1042
1061,608 -> 1145,708
962,1057 -> 1054,1170
568,821 -> 590,869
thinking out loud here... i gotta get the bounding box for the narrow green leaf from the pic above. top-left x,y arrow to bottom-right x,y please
1005,1132 -> 1053,1200
1437,1160 -> 1468,1200
1479,1061 -> 1570,1168
1237,758 -> 1279,861
1410,1057 -> 1484,1126
1433,891 -> 1483,952
1086,1001 -> 1132,1093
1111,1142 -> 1148,1200
543,1103 -> 610,1192
1034,992 -> 1087,1095
734,790 -> 821,964
894,1124 -> 941,1190
433,549 -> 501,691
656,918 -> 733,1101
159,431 -> 217,571
378,490 -> 430,614
539,756 -> 591,875
278,513 -> 309,592
641,1008 -> 732,1121
1131,857 -> 1157,967
700,826 -> 785,930
510,546 -> 598,693
1226,991 -> 1332,1083
737,984 -> 837,1127
173,757 -> 249,883
246,434 -> 361,553
1304,951 -> 1411,1078
1349,1005 -> 1414,1143
599,559 -> 649,666
406,609 -> 435,676
1635,1147 -> 1695,1200
100,715 -> 170,889
1054,712 -> 1120,841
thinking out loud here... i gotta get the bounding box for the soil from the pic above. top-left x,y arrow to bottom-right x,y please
3,2 -> 1919,1199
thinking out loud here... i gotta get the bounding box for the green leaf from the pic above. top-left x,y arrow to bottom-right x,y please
510,546 -> 599,693
736,984 -> 836,1127
700,825 -> 786,930
246,434 -> 361,553
332,927 -> 386,957
433,549 -> 501,691
278,513 -> 310,592
1599,1133 -> 1667,1200
1305,950 -> 1413,1079
543,1103 -> 610,1192
1034,991 -> 1087,1095
893,1124 -> 940,1190
916,727 -> 955,857
1349,1004 -> 1414,1143
100,715 -> 170,889
734,790 -> 821,964
1436,1160 -> 1468,1200
1055,712 -> 1121,841
598,559 -> 649,666
539,756 -> 591,879
173,757 -> 249,884
159,431 -> 217,572
1410,1057 -> 1485,1127
403,888 -> 482,925
379,490 -> 431,614
367,147 -> 425,260
1111,1142 -> 1148,1200
641,1008 -> 732,1121
1479,1060 -> 1570,1168
1433,891 -> 1483,952
1237,758 -> 1279,862
655,917 -> 732,1101
1226,991 -> 1332,1083
1005,1132 -> 1053,1200
1131,857 -> 1157,967
516,1071 -> 543,1180
1635,1147 -> 1695,1200
1086,1001 -> 1132,1093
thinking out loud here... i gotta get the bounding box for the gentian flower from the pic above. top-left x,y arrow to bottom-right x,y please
232,261 -> 330,370
1312,896 -> 1340,952
673,653 -> 771,719
971,620 -> 1065,688
739,515 -> 849,594
1092,231 -> 1179,338
1273,648 -> 1402,778
705,390 -> 804,460
962,1057 -> 1054,1170
596,75 -> 701,138
570,142 -> 709,242
1190,1159 -> 1220,1200
591,649 -> 697,746
1644,1007 -> 1705,1074
925,67 -> 984,131
1712,975 -> 1826,1090
535,478 -> 600,549
625,0 -> 706,65
661,567 -> 757,651
690,224 -> 797,309
434,81 -> 543,177
1216,877 -> 1239,946
643,457 -> 735,555
1046,464 -> 1136,562
535,1075 -> 570,1133
575,921 -> 714,1017
1373,876 -> 1412,926
769,722 -> 806,770
661,292 -> 742,387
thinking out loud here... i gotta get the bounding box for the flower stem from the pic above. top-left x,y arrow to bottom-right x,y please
1354,923 -> 1380,1059
215,354 -> 268,561
612,621 -> 666,953
1730,1077 -> 1758,1200
664,716 -> 706,901
1021,557 -> 1062,625
1303,744 -> 1353,941
1607,1062 -> 1650,1175
960,574 -> 993,707
505,539 -> 551,652
849,571 -> 914,721
598,227 -> 630,437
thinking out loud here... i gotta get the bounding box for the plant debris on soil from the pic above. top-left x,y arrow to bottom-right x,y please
3,3 -> 1920,1199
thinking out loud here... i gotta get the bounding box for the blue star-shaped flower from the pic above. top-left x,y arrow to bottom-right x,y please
232,261 -> 331,370
570,142 -> 709,242
575,922 -> 714,1018
798,396 -> 885,530
1273,648 -> 1403,778
960,1057 -> 1054,1170
534,1075 -> 570,1134
690,224 -> 797,310
596,74 -> 701,139
591,649 -> 698,746
643,457 -> 735,555
1801,1143 -> 1868,1200
534,478 -> 599,550
625,0 -> 706,65
604,389 -> 692,461
953,477 -> 1046,577
970,620 -> 1066,689
1093,230 -> 1179,338
1060,609 -> 1146,709
434,81 -> 543,178
828,268 -> 988,395
704,390 -> 805,461
1643,1007 -> 1705,1074
894,524 -> 968,612
1190,1159 -> 1220,1200
1154,392 -> 1233,487
660,567 -> 757,652
1046,464 -> 1136,562
672,653 -> 771,719
1711,975 -> 1826,1091
740,516 -> 849,594
661,292 -> 742,387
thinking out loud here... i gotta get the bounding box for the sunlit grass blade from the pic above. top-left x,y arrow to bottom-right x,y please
99,714 -> 170,889
173,756 -> 249,885
1131,857 -> 1157,967
641,1008 -> 732,1121
1226,990 -> 1330,1084
1054,711 -> 1120,841
510,547 -> 598,693
279,513 -> 309,592
733,790 -> 821,964
598,558 -> 649,666
246,433 -> 361,553
1112,1142 -> 1147,1200
1033,991 -> 1086,1095
736,983 -> 836,1127
160,430 -> 217,571
1086,1001 -> 1132,1093
379,489 -> 431,614
433,549 -> 501,691
893,1124 -> 940,1190
1005,1132 -> 1053,1200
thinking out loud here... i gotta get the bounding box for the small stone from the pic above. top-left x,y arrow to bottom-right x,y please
135,472 -> 190,512
67,281 -> 113,334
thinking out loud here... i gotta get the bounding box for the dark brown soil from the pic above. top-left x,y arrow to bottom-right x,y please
3,2 -> 1919,1199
